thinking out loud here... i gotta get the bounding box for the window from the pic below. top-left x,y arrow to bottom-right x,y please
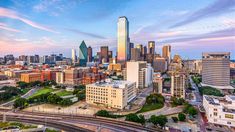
227,122 -> 231,125
214,108 -> 217,111
213,112 -> 217,116
225,114 -> 234,119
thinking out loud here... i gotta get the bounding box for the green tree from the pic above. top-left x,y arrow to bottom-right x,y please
149,115 -> 167,128
125,113 -> 146,125
95,110 -> 110,117
47,94 -> 62,104
14,98 -> 28,109
188,106 -> 197,116
178,113 -> 186,121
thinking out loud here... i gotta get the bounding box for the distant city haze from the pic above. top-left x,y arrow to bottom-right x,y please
0,0 -> 234,59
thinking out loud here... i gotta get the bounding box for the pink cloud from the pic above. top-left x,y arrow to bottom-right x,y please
0,7 -> 58,33
0,22 -> 21,32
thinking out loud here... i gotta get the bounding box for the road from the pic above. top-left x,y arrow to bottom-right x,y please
188,76 -> 202,106
189,75 -> 207,132
0,108 -> 163,132
139,105 -> 183,119
0,87 -> 40,107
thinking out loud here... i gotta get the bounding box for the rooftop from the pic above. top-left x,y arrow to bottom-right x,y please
87,79 -> 134,89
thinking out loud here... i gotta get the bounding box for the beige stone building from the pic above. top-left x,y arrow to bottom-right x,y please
86,79 -> 136,109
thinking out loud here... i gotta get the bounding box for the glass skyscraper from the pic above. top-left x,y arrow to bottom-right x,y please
79,40 -> 88,66
117,16 -> 130,62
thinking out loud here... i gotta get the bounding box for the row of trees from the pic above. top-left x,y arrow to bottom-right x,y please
14,93 -> 73,109
17,80 -> 57,89
0,86 -> 23,102
170,97 -> 185,107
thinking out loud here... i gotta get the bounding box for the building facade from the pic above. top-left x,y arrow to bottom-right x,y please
162,45 -> 171,64
117,16 -> 129,62
171,73 -> 186,98
203,95 -> 235,127
20,73 -> 41,83
86,80 -> 136,109
202,52 -> 230,88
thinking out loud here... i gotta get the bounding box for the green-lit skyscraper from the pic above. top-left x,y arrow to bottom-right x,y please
79,40 -> 88,66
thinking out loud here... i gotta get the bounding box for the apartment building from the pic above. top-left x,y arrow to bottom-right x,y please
86,79 -> 136,109
171,73 -> 186,99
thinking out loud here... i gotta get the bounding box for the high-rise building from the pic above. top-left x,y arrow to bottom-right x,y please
202,52 -> 230,88
162,45 -> 171,64
129,42 -> 134,60
79,40 -> 88,66
131,48 -> 141,61
87,46 -> 93,62
153,72 -> 163,93
117,16 -> 129,62
148,41 -> 155,55
71,49 -> 77,64
108,51 -> 113,59
153,57 -> 167,72
100,46 -> 109,63
171,73 -> 186,99
125,61 -> 153,89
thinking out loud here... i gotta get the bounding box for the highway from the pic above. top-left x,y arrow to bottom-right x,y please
0,108 -> 164,132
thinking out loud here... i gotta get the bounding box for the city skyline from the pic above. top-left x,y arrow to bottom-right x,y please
0,0 -> 235,59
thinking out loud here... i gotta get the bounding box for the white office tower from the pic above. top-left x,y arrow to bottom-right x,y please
71,49 -> 77,64
117,16 -> 130,62
203,95 -> 235,127
126,61 -> 153,89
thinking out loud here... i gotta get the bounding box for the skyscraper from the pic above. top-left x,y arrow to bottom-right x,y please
148,41 -> 155,54
87,46 -> 93,62
100,46 -> 109,63
129,42 -> 134,60
71,49 -> 77,64
117,16 -> 129,62
202,52 -> 230,87
162,45 -> 171,64
79,40 -> 88,66
131,48 -> 141,61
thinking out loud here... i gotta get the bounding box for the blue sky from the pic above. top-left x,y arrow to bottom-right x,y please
0,0 -> 234,59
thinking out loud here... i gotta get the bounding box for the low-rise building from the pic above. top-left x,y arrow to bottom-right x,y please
20,73 -> 41,83
203,95 -> 235,128
86,79 -> 136,109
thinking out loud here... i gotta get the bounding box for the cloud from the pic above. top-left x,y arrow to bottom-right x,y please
66,28 -> 107,39
161,27 -> 235,43
0,7 -> 58,33
170,0 -> 235,28
0,22 -> 21,32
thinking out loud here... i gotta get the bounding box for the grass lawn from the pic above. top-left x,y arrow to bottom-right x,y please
0,121 -> 36,129
199,86 -> 223,97
55,90 -> 73,96
137,103 -> 164,113
28,87 -> 56,98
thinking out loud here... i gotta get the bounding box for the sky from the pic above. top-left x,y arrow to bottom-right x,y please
0,0 -> 234,59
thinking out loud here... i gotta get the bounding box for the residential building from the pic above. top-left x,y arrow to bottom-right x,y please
86,79 -> 136,109
203,95 -> 235,127
202,52 -> 230,88
117,16 -> 129,62
171,73 -> 186,98
153,72 -> 163,93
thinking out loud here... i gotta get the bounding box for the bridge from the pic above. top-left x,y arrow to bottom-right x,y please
0,108 -> 164,132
